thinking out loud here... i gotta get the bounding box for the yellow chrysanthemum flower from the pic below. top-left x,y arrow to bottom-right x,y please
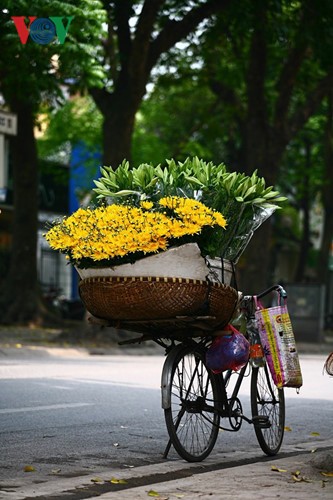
44,196 -> 227,265
140,200 -> 154,210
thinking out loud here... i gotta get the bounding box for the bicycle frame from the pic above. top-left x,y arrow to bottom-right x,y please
215,364 -> 250,424
162,342 -> 252,429
115,283 -> 287,461
161,284 -> 286,411
161,284 -> 287,443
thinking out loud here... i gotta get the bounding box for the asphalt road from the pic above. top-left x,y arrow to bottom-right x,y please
0,350 -> 332,499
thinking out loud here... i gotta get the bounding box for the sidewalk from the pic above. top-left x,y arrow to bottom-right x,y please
88,448 -> 333,500
4,443 -> 332,499
0,324 -> 161,356
1,324 -> 333,356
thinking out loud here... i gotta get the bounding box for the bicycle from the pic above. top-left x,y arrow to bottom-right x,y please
119,283 -> 287,462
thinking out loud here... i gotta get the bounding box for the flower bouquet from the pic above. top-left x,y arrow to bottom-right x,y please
92,157 -> 286,263
45,195 -> 238,329
45,157 -> 286,333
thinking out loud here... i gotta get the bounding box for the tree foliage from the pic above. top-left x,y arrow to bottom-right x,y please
189,0 -> 333,290
0,0 -> 106,324
1,0 -> 333,324
37,96 -> 103,160
90,0 -> 232,166
0,1 -> 106,106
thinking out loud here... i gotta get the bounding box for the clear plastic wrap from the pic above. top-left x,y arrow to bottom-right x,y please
219,205 -> 276,263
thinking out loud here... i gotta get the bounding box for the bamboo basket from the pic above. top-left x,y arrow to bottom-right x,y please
79,276 -> 238,334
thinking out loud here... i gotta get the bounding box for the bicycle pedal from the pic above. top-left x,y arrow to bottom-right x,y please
252,416 -> 271,429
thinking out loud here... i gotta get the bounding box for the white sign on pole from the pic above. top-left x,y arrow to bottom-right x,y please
0,111 -> 17,136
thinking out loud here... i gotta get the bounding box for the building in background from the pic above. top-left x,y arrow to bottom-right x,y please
68,142 -> 100,299
0,108 -> 72,300
0,109 -> 16,287
0,106 -> 101,309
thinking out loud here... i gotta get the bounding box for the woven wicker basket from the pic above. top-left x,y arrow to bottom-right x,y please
79,276 -> 238,331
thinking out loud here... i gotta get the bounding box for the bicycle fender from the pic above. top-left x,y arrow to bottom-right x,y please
161,344 -> 186,409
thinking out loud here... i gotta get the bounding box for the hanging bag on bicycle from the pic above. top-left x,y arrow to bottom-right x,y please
206,324 -> 250,373
254,294 -> 303,389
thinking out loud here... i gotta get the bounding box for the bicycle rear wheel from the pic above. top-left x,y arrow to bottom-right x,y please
164,345 -> 220,462
251,364 -> 285,455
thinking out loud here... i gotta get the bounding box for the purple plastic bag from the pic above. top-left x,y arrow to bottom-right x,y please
206,324 -> 250,373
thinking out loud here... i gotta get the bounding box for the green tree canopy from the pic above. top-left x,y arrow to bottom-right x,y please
89,0 -> 232,166
0,0 -> 106,324
146,0 -> 333,291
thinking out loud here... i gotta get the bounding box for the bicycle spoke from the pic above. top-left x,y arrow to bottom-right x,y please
164,346 -> 220,461
251,365 -> 285,455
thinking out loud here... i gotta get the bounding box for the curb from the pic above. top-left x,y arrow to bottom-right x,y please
0,339 -> 332,358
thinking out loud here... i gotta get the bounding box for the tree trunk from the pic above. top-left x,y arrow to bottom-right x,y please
91,0 -> 233,168
208,3 -> 333,295
236,9 -> 278,294
102,95 -> 138,167
237,221 -> 274,295
90,75 -> 145,168
294,198 -> 310,282
0,101 -> 39,324
318,209 -> 333,284
317,92 -> 333,285
294,138 -> 312,282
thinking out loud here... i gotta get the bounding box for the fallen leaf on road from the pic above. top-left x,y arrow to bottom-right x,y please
320,471 -> 333,477
24,465 -> 35,472
310,432 -> 320,436
51,469 -> 61,474
284,426 -> 292,432
91,477 -> 104,483
291,470 -> 311,483
147,490 -> 160,497
110,477 -> 127,484
271,465 -> 287,473
113,442 -> 120,447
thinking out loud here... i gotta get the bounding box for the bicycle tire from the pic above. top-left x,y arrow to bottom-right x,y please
164,344 -> 220,462
251,364 -> 285,455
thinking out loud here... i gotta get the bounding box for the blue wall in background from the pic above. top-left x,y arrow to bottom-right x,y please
69,143 -> 101,298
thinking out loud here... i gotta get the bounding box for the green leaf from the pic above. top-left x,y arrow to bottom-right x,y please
112,189 -> 141,197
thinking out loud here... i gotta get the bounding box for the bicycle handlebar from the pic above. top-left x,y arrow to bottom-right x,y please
256,284 -> 287,300
240,284 -> 287,309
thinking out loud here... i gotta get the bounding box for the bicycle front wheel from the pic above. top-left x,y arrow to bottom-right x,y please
251,364 -> 285,455
164,345 -> 220,462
